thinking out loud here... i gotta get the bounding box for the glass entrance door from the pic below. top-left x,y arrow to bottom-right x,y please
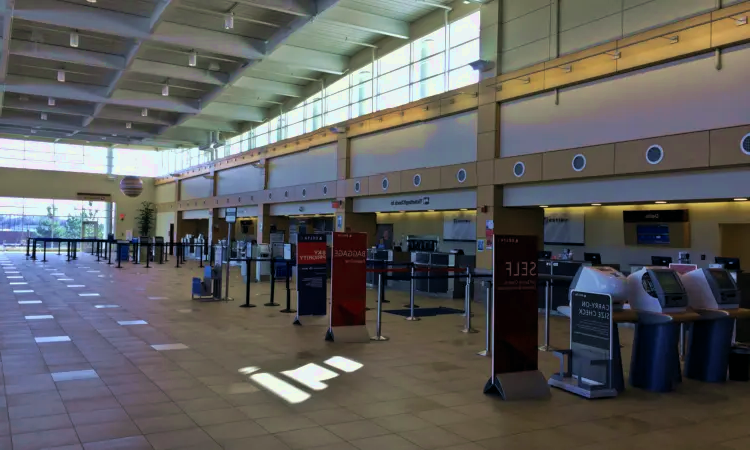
82,221 -> 98,253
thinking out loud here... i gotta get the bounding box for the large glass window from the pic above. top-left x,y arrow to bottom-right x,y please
113,148 -> 160,177
0,139 -> 111,174
161,10 -> 481,176
0,197 -> 108,247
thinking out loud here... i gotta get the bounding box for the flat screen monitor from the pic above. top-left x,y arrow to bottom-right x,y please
637,224 -> 670,244
538,251 -> 552,259
652,270 -> 683,294
715,257 -> 740,271
709,269 -> 736,290
583,252 -> 601,265
651,256 -> 673,267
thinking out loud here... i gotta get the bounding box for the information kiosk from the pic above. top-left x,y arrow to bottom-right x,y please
681,267 -> 743,382
626,267 -> 692,392
550,266 -> 627,398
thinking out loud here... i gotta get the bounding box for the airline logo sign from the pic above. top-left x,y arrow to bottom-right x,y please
390,196 -> 430,207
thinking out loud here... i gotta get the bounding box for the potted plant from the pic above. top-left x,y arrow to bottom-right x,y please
136,201 -> 155,237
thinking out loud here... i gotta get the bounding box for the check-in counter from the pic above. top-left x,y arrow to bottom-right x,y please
538,260 -> 587,311
366,249 -> 391,286
412,251 -> 477,298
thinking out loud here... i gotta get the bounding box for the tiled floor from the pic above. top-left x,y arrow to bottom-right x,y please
1,252 -> 750,450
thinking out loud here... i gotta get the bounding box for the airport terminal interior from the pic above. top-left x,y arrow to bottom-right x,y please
3,0 -> 750,448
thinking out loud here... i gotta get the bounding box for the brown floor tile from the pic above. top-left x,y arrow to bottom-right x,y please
134,414 -> 196,434
10,414 -> 72,434
275,427 -> 345,450
304,408 -> 364,426
145,427 -> 216,450
222,435 -> 292,450
349,434 -> 422,450
238,402 -> 294,419
256,414 -> 318,434
75,420 -> 142,443
187,408 -> 254,427
82,435 -> 153,450
399,426 -> 469,449
12,428 -> 80,450
123,403 -> 183,420
201,420 -> 268,444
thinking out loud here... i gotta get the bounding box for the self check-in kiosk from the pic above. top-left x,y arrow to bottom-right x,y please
625,267 -> 691,392
680,267 -> 743,382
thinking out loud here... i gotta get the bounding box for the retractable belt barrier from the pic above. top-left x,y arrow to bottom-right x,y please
228,257 -> 294,312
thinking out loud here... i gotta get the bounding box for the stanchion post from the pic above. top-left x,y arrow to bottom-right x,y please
280,261 -> 295,313
66,240 -> 71,262
133,242 -> 139,264
116,243 -> 122,269
199,245 -> 203,268
538,280 -> 554,351
370,273 -> 389,341
31,239 -> 37,260
478,280 -> 492,356
175,243 -> 180,268
96,241 -> 101,262
145,243 -> 151,268
26,238 -> 30,259
107,241 -> 112,265
58,241 -> 61,255
679,323 -> 686,360
380,260 -> 390,303
264,260 -> 280,306
406,265 -> 419,321
73,241 -> 77,260
42,240 -> 47,262
240,258 -> 256,308
461,270 -> 478,333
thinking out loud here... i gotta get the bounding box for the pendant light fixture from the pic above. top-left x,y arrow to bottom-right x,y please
224,12 -> 234,30
48,97 -> 55,106
141,108 -> 148,117
57,69 -> 65,82
189,50 -> 197,67
70,30 -> 79,48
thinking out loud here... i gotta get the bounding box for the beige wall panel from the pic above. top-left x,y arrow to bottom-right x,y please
617,23 -> 711,72
368,173 -> 402,195
399,168 -> 441,193
347,119 -> 371,138
402,100 -> 440,123
709,125 -> 750,167
477,103 -> 498,134
440,93 -> 477,115
318,181 -> 338,200
336,180 -> 347,198
496,154 -> 543,184
543,144 -> 615,180
544,53 -> 617,90
497,71 -> 545,101
440,163 -> 477,189
343,178 -> 370,197
337,158 -> 347,180
614,132 -> 710,175
476,159 -> 494,185
712,3 -> 750,47
477,130 -> 497,161
155,183 -> 177,204
370,112 -> 403,132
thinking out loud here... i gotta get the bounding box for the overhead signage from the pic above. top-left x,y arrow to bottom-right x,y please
226,207 -> 237,223
77,193 -> 111,201
623,209 -> 689,223
486,234 -> 549,400
544,210 -> 585,245
353,190 -> 476,213
295,234 -> 328,320
327,232 -> 368,342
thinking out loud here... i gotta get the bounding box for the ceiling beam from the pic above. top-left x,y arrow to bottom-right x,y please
232,0 -> 315,17
4,97 -> 94,116
10,40 -> 126,70
4,75 -> 201,114
130,59 -> 228,86
200,102 -> 265,122
0,125 -> 140,144
320,7 -> 409,39
97,108 -> 174,127
266,45 -> 349,74
232,77 -> 303,97
0,0 -> 16,109
159,126 -> 212,145
13,0 -> 265,60
180,117 -> 240,133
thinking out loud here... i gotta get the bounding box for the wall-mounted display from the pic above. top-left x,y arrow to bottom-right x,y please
623,209 -> 690,248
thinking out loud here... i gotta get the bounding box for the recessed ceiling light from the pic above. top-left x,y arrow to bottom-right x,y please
591,203 -> 601,206
126,122 -> 132,129
540,205 -> 548,208
734,198 -> 748,201
655,201 -> 667,204
460,208 -> 468,211
86,0 -> 96,3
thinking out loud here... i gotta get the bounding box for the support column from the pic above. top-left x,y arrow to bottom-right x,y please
334,130 -> 376,243
475,1 -> 544,271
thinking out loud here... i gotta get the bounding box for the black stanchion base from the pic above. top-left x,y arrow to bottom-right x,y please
293,318 -> 302,325
239,304 -> 257,308
382,299 -> 390,303
366,307 -> 372,311
280,308 -> 296,314
403,304 -> 420,308
264,302 -> 281,307
325,329 -> 334,341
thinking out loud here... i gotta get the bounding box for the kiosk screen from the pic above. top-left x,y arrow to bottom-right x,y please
709,269 -> 736,290
653,271 -> 683,294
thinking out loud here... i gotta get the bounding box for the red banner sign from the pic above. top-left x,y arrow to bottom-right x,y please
329,232 -> 367,328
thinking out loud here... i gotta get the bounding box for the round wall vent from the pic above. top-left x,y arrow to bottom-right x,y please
354,181 -> 361,193
322,185 -> 328,195
646,145 -> 664,165
513,161 -> 525,178
572,154 -> 586,172
456,168 -> 467,183
382,177 -> 389,190
413,174 -> 421,187
741,133 -> 750,155
301,188 -> 307,198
